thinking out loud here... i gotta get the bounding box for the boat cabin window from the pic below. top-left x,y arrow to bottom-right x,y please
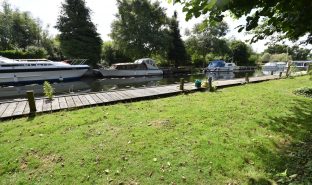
114,63 -> 148,70
209,61 -> 226,67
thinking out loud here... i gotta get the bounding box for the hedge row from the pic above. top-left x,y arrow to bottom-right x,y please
0,47 -> 47,59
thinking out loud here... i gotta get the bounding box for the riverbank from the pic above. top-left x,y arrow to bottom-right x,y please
1,76 -> 311,184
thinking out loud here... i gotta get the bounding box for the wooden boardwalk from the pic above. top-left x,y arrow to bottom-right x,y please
0,75 -> 282,120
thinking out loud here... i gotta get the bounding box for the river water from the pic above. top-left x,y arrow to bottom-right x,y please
0,70 -> 267,101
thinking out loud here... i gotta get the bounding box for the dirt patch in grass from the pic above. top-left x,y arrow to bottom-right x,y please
148,119 -> 173,128
20,150 -> 63,171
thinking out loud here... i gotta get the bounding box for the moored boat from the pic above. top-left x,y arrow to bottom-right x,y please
204,60 -> 236,72
0,56 -> 89,85
99,58 -> 163,77
262,62 -> 287,75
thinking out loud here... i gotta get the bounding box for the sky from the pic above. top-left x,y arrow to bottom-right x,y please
1,0 -> 309,53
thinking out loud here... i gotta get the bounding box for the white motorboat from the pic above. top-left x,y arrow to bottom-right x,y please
99,58 -> 163,77
205,60 -> 236,72
292,61 -> 312,70
0,56 -> 89,85
262,62 -> 287,75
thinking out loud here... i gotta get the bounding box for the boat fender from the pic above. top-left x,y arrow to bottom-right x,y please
14,75 -> 18,82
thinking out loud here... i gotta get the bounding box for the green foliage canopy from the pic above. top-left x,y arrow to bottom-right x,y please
172,0 -> 312,44
185,21 -> 231,66
101,41 -> 131,66
0,2 -> 62,60
56,0 -> 102,67
264,44 -> 311,60
111,0 -> 169,59
167,11 -> 189,67
0,2 -> 40,50
229,40 -> 252,66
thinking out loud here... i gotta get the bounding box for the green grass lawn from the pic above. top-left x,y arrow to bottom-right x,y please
1,76 -> 312,185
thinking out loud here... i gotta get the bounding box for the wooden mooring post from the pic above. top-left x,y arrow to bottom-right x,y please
245,73 -> 249,83
180,78 -> 184,91
26,91 -> 36,114
208,77 -> 213,92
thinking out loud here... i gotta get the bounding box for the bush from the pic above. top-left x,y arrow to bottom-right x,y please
0,50 -> 26,59
294,87 -> 312,98
0,46 -> 48,59
25,46 -> 48,58
43,81 -> 54,100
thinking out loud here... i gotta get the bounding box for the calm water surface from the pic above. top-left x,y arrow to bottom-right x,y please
0,71 -> 267,101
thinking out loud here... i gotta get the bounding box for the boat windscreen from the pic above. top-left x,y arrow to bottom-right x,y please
209,61 -> 225,67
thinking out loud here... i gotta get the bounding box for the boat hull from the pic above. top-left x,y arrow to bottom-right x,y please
0,69 -> 88,85
205,67 -> 235,72
99,69 -> 163,77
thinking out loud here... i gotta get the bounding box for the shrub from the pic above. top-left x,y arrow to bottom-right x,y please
294,87 -> 312,98
43,81 -> 54,100
0,47 -> 48,59
25,46 -> 48,59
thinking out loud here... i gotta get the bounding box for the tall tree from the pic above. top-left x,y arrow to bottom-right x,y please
111,0 -> 169,59
101,41 -> 131,66
230,40 -> 251,66
264,44 -> 311,60
289,46 -> 311,61
0,2 -> 41,50
167,11 -> 188,67
172,0 -> 312,44
265,44 -> 288,54
56,0 -> 102,67
185,21 -> 231,66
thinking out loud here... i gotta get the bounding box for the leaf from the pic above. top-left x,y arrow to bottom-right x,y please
205,0 -> 217,10
238,26 -> 244,33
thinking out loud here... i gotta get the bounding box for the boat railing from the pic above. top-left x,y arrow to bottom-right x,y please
69,59 -> 88,65
14,59 -> 49,62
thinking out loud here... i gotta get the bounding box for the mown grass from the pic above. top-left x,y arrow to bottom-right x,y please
0,76 -> 311,185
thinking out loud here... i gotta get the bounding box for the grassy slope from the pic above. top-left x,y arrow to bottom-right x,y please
0,76 -> 311,185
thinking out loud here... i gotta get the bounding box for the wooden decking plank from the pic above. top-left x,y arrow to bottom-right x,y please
84,95 -> 97,105
12,101 -> 27,116
112,91 -> 126,100
42,99 -> 52,112
72,96 -> 83,107
142,88 -> 160,96
144,88 -> 162,95
58,97 -> 68,109
65,96 -> 75,108
100,93 -> 114,102
0,103 -> 9,117
96,93 -> 110,103
124,90 -> 142,98
35,99 -> 44,112
149,87 -> 171,94
90,94 -> 103,104
106,92 -> 122,101
51,98 -> 60,110
1,102 -> 18,118
119,90 -> 137,99
23,102 -> 30,114
78,95 -> 90,106
115,91 -> 131,100
132,89 -> 154,97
